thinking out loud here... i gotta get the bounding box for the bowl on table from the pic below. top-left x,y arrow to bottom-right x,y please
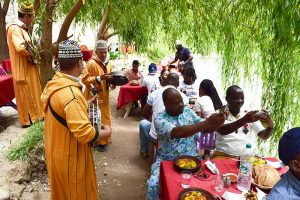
251,164 -> 281,191
223,173 -> 238,183
174,155 -> 202,174
178,188 -> 214,200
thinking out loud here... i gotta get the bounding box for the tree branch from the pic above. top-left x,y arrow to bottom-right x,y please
103,31 -> 118,40
33,0 -> 41,15
56,0 -> 84,44
97,5 -> 111,40
3,0 -> 10,14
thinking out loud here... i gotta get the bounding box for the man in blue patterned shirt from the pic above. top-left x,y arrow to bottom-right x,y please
146,88 -> 226,199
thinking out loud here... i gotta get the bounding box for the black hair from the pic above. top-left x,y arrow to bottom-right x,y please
162,88 -> 179,103
200,79 -> 223,110
226,85 -> 242,99
182,67 -> 197,82
132,60 -> 139,65
58,57 -> 81,71
18,12 -> 32,18
166,72 -> 179,88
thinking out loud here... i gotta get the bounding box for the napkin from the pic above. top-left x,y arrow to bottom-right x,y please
266,160 -> 284,169
222,191 -> 243,200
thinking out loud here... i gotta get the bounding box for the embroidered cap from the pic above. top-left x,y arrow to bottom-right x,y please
96,40 -> 108,50
58,40 -> 83,59
18,1 -> 35,15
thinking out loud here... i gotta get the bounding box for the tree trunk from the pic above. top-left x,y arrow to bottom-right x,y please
39,0 -> 54,88
0,0 -> 10,62
54,0 -> 84,53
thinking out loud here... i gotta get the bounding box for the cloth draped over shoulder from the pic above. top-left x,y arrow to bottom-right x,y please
6,19 -> 43,126
41,71 -> 99,200
82,57 -> 112,145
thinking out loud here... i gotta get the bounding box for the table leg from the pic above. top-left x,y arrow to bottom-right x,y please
124,102 -> 133,118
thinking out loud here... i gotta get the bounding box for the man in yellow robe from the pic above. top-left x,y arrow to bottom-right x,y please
82,40 -> 115,152
6,1 -> 43,127
41,40 -> 111,200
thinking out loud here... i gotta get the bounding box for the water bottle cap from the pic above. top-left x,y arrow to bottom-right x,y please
246,144 -> 252,148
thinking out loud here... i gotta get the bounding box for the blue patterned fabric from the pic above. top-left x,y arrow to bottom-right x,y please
146,107 -> 202,199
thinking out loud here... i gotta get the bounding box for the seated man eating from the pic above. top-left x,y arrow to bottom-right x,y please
214,85 -> 274,158
146,88 -> 225,199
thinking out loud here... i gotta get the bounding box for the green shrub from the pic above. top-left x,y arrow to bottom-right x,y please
6,121 -> 44,161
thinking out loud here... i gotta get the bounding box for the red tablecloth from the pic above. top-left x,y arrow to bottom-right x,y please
0,75 -> 15,106
160,158 -> 287,200
117,83 -> 148,110
82,50 -> 93,61
2,59 -> 11,73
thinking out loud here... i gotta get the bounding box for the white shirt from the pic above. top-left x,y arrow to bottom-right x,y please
142,74 -> 160,94
194,96 -> 215,118
178,81 -> 199,98
147,85 -> 189,139
215,109 -> 265,156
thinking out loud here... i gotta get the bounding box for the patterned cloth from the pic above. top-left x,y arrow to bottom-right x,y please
146,107 -> 202,199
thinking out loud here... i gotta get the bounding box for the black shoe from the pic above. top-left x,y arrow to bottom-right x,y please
95,145 -> 107,152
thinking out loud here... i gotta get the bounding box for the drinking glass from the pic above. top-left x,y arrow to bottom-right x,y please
215,173 -> 223,192
181,171 -> 192,188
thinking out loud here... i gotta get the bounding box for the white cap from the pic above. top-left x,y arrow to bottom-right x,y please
175,40 -> 182,45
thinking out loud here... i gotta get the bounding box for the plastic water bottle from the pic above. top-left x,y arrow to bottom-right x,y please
237,144 -> 253,192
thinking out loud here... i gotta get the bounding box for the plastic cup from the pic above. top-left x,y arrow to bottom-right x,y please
181,171 -> 192,188
215,173 -> 224,192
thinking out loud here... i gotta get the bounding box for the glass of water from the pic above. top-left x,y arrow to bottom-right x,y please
215,173 -> 224,192
181,171 -> 192,188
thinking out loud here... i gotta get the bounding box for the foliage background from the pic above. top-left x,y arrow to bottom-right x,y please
11,0 -> 300,153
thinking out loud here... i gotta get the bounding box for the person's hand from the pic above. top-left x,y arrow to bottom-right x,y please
109,84 -> 116,90
205,112 -> 226,132
99,124 -> 110,131
259,110 -> 274,128
242,111 -> 260,123
87,96 -> 96,104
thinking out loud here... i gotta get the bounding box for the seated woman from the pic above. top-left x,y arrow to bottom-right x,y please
178,68 -> 198,104
194,79 -> 223,159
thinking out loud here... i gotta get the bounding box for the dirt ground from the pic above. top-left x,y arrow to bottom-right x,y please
0,87 -> 151,200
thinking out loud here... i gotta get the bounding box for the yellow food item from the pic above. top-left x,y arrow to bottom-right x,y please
244,191 -> 258,200
177,159 -> 197,169
184,191 -> 207,200
248,157 -> 266,166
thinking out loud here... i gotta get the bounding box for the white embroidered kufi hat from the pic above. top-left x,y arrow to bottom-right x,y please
58,40 -> 83,59
96,40 -> 108,49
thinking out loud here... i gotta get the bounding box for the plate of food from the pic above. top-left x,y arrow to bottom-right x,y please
237,156 -> 267,168
129,80 -> 140,86
244,191 -> 258,200
178,188 -> 214,200
174,156 -> 202,173
252,164 -> 281,190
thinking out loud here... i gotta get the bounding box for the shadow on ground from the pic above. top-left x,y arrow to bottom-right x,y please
95,87 -> 152,200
